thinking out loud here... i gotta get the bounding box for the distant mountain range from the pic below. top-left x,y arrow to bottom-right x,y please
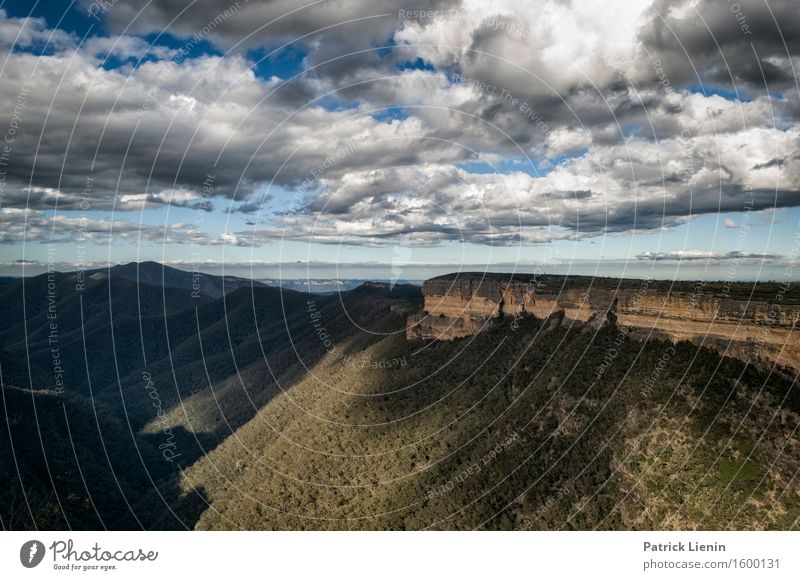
82,261 -> 266,298
0,262 -> 423,295
1,263 -> 797,530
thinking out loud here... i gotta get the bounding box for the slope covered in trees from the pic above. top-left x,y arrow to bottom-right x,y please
184,312 -> 800,530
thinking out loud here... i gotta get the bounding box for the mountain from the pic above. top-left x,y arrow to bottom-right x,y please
91,261 -> 267,299
1,265 -> 797,530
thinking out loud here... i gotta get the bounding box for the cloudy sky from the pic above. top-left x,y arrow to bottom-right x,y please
0,0 -> 798,280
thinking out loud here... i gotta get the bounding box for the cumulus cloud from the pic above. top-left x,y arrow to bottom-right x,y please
0,208 -> 214,245
251,122 -> 798,246
0,11 -> 474,217
0,0 -> 797,249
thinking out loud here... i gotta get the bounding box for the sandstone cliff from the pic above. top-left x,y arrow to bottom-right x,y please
407,273 -> 800,370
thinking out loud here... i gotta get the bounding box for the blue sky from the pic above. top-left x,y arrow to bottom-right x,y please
1,0 -> 798,281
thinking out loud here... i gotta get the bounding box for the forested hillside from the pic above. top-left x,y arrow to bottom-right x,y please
183,312 -> 800,530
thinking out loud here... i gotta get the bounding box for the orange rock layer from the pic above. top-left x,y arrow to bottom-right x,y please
406,274 -> 800,370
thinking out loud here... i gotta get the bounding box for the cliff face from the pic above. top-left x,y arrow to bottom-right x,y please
407,273 -> 800,369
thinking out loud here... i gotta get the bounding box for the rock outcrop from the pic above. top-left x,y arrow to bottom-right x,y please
407,273 -> 800,369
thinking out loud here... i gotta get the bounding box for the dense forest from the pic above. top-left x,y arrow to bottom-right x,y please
183,311 -> 799,530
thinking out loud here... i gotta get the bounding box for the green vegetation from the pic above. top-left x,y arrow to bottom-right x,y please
432,272 -> 800,303
183,313 -> 800,530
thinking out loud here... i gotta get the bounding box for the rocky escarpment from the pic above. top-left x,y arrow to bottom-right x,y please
407,273 -> 800,370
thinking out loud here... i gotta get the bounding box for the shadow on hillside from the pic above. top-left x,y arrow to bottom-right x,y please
136,290 -> 419,458
0,389 -> 210,531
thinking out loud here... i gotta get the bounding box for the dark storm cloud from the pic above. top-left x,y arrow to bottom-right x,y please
95,0 -> 460,56
639,0 -> 800,90
225,193 -> 273,213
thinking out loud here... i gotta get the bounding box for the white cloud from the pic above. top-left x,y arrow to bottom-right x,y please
636,250 -> 780,261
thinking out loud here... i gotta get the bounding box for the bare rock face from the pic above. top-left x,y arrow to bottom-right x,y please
406,273 -> 800,369
406,312 -> 491,340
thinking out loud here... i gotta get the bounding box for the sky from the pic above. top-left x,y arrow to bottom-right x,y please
0,0 -> 798,281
